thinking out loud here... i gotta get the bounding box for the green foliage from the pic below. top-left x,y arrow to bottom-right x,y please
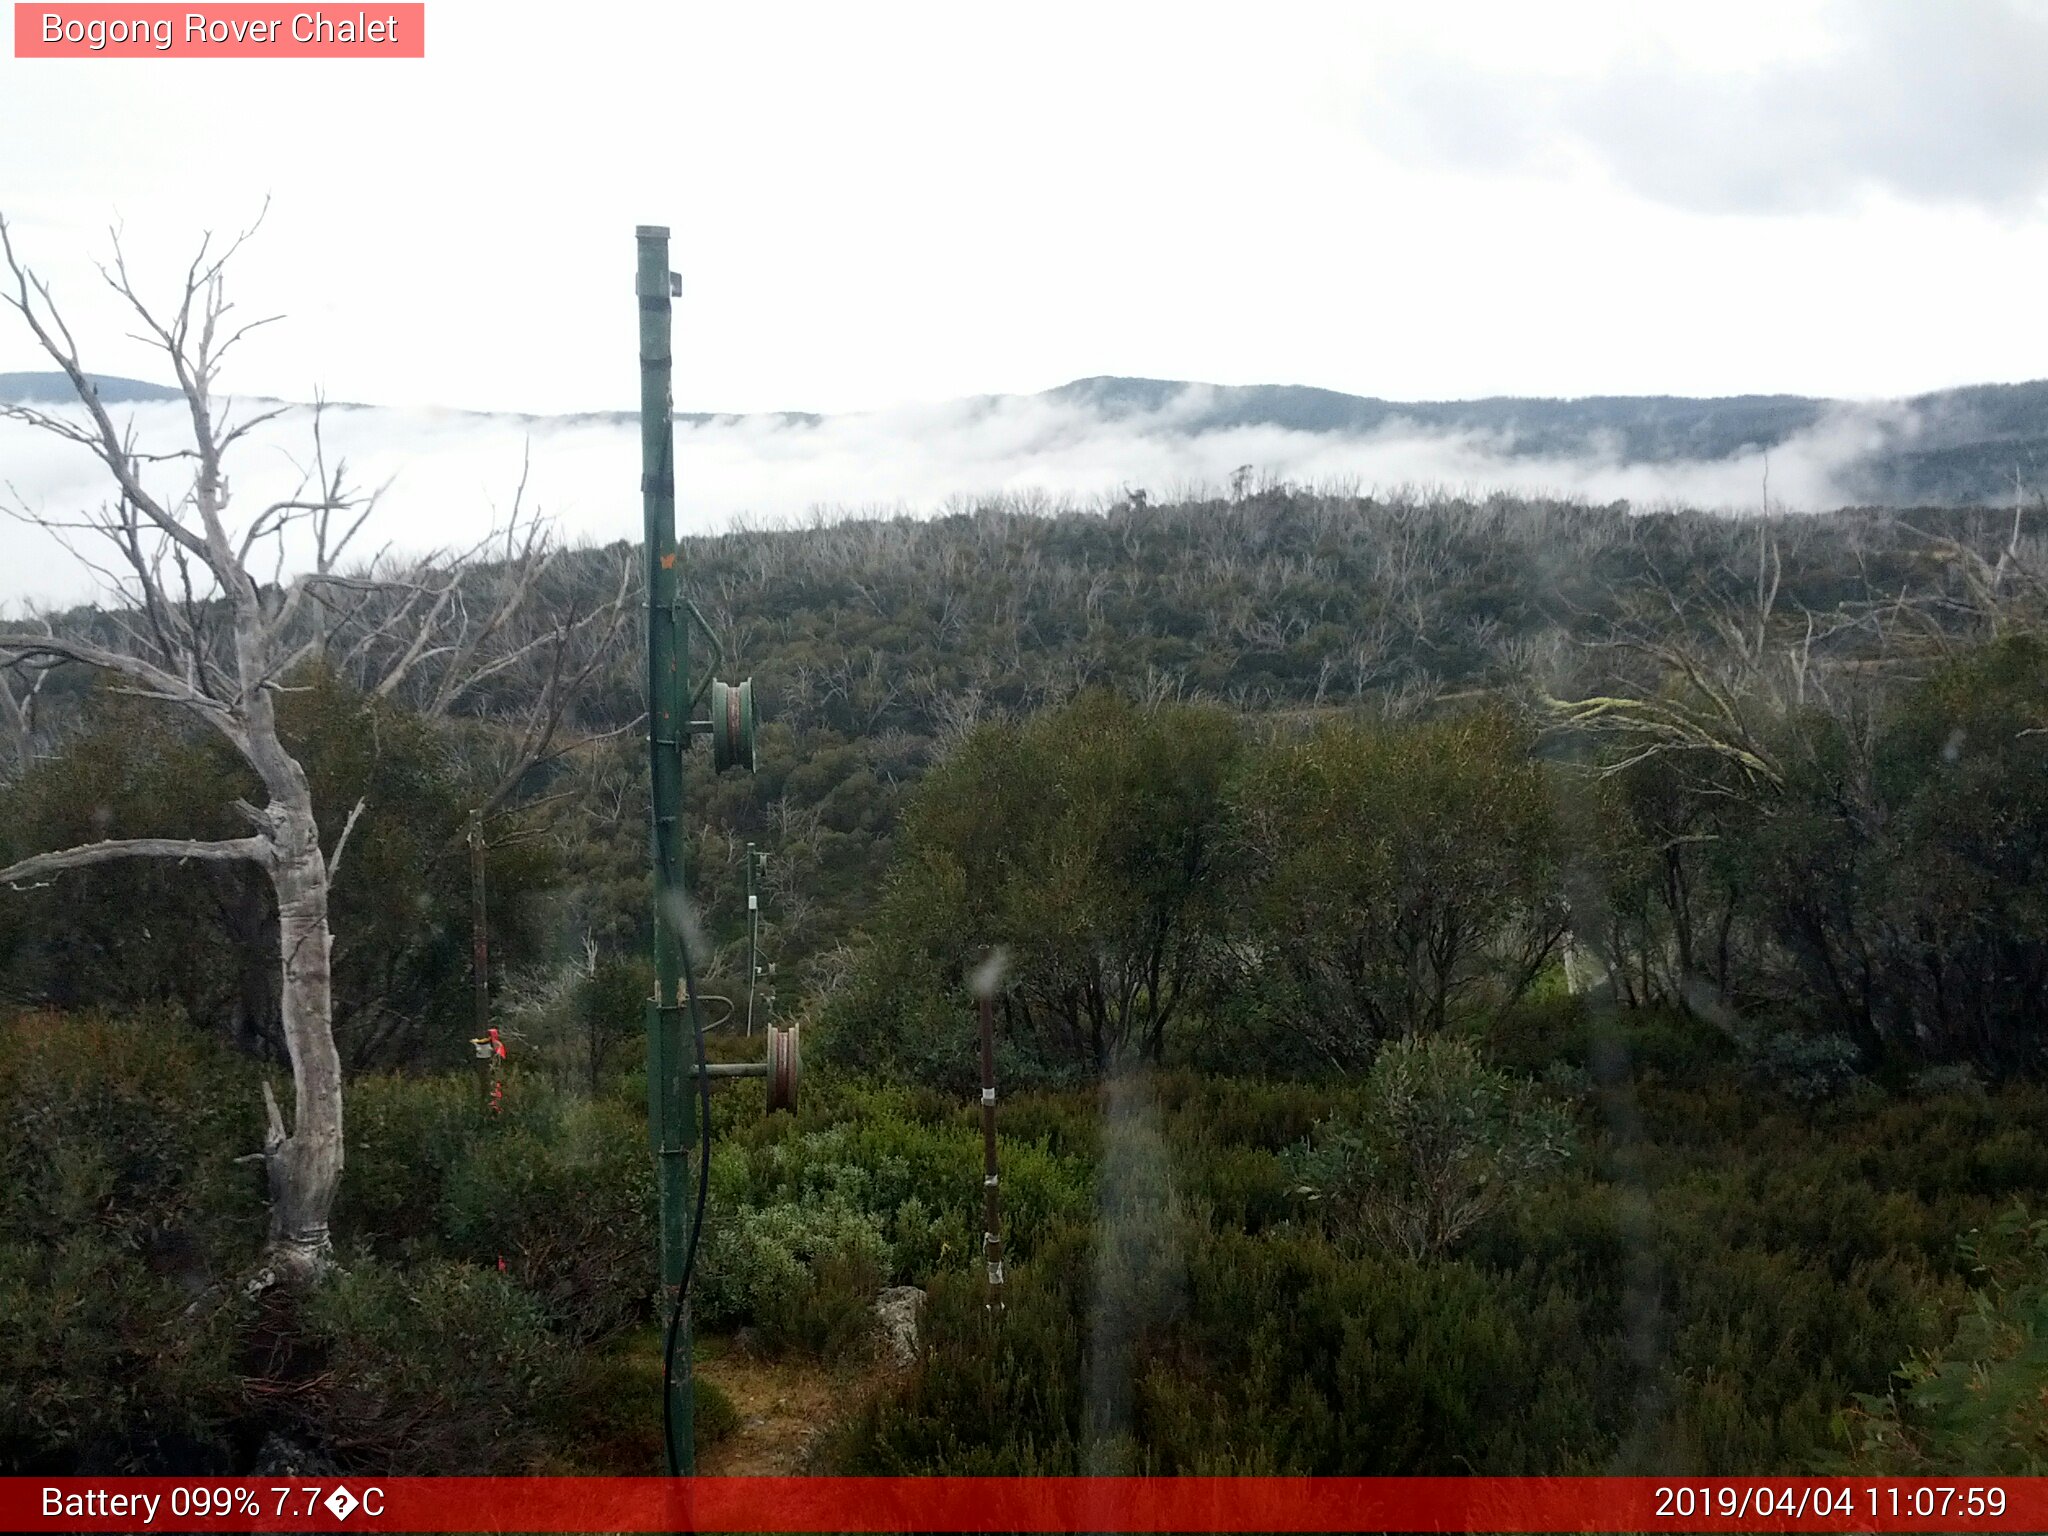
0,671 -> 558,1070
1846,1204 -> 2048,1474
0,1012 -> 671,1471
1288,1036 -> 1575,1260
833,1034 -> 2039,1476
332,1071 -> 480,1252
0,700 -> 247,1025
720,1109 -> 1091,1270
826,690 -> 1242,1080
0,1008 -> 261,1258
0,1011 -> 258,1471
339,1070 -> 658,1343
439,1094 -> 658,1344
695,1198 -> 888,1341
12,488 -> 2048,1479
534,1343 -> 738,1469
577,955 -> 652,1092
282,1256 -> 573,1473
1235,707 -> 1567,1064
828,1235 -> 1095,1475
1588,636 -> 2048,1077
693,1375 -> 742,1447
831,695 -> 1577,1085
694,1096 -> 1094,1353
10,1002 -> 2048,1476
0,1237 -> 247,1473
283,671 -> 558,1070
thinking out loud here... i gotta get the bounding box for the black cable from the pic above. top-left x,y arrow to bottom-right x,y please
648,387 -> 713,1478
661,912 -> 715,1477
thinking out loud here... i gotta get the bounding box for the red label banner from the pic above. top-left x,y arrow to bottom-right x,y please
13,4 -> 424,57
3,1476 -> 2044,1532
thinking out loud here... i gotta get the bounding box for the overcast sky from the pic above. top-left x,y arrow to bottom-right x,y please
3,0 -> 2046,417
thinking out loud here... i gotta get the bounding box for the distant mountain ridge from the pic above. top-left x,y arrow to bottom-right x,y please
1042,375 -> 2048,505
6,370 -> 2047,506
0,372 -> 187,404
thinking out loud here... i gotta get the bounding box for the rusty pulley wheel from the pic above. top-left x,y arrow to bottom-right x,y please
765,1023 -> 799,1114
710,678 -> 756,774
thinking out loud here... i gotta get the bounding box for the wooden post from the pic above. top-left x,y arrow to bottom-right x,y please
469,809 -> 489,1037
469,807 -> 491,1109
979,990 -> 1004,1314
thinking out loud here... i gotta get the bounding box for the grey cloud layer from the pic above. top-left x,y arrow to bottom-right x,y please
1369,1 -> 2048,214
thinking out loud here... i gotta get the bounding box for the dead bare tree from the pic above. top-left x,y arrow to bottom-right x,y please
1543,530 -> 1900,795
0,211 -> 360,1284
0,213 -> 624,1283
1899,493 -> 2048,643
0,664 -> 49,775
333,517 -> 639,824
1543,536 -> 1800,793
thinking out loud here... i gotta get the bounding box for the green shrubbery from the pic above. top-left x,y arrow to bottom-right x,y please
439,1096 -> 657,1344
687,1096 -> 1094,1355
12,494 -> 2048,1483
1288,1036 -> 1575,1260
338,1069 -> 659,1342
0,1010 -> 257,1471
832,1010 -> 2042,1477
1846,1203 -> 2048,1474
0,1014 -> 645,1472
822,694 -> 1579,1086
1586,636 -> 2048,1077
0,1239 -> 246,1473
6,986 -> 2045,1478
282,1258 -> 572,1473
0,676 -> 558,1070
695,1199 -> 888,1341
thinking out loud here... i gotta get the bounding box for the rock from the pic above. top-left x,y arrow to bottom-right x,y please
872,1285 -> 926,1369
251,1432 -> 342,1478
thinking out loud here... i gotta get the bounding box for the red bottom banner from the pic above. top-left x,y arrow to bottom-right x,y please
5,1475 -> 2043,1533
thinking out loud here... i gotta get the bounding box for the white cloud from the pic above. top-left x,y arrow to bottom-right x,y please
0,386 -> 1904,608
3,2 -> 2045,417
1366,0 -> 2048,216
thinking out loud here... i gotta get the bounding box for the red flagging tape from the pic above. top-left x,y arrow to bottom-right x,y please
8,1476 -> 2045,1533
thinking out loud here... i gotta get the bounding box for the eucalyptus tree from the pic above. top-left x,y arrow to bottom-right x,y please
0,213 -> 628,1282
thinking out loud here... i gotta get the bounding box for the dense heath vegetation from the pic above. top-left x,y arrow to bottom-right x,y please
5,487 -> 2048,1476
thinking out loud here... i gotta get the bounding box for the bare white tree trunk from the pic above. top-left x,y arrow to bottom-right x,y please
0,211 -> 627,1283
265,796 -> 344,1277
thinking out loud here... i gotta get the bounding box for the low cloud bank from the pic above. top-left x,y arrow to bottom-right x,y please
0,384 -> 1904,608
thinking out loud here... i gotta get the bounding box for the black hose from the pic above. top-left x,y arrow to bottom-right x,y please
661,917 -> 715,1478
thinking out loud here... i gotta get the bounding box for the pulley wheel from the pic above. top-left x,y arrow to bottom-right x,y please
710,678 -> 757,773
766,1023 -> 799,1114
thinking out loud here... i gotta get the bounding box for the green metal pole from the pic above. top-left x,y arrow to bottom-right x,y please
744,842 -> 757,1037
638,224 -> 695,1471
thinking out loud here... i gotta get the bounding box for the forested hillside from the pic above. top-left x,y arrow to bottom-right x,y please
6,487 -> 2048,1478
9,490 -> 2039,1049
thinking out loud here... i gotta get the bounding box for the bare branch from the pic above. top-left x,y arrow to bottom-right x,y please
0,627 -> 237,730
1,834 -> 270,887
0,215 -> 215,569
326,796 -> 368,886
